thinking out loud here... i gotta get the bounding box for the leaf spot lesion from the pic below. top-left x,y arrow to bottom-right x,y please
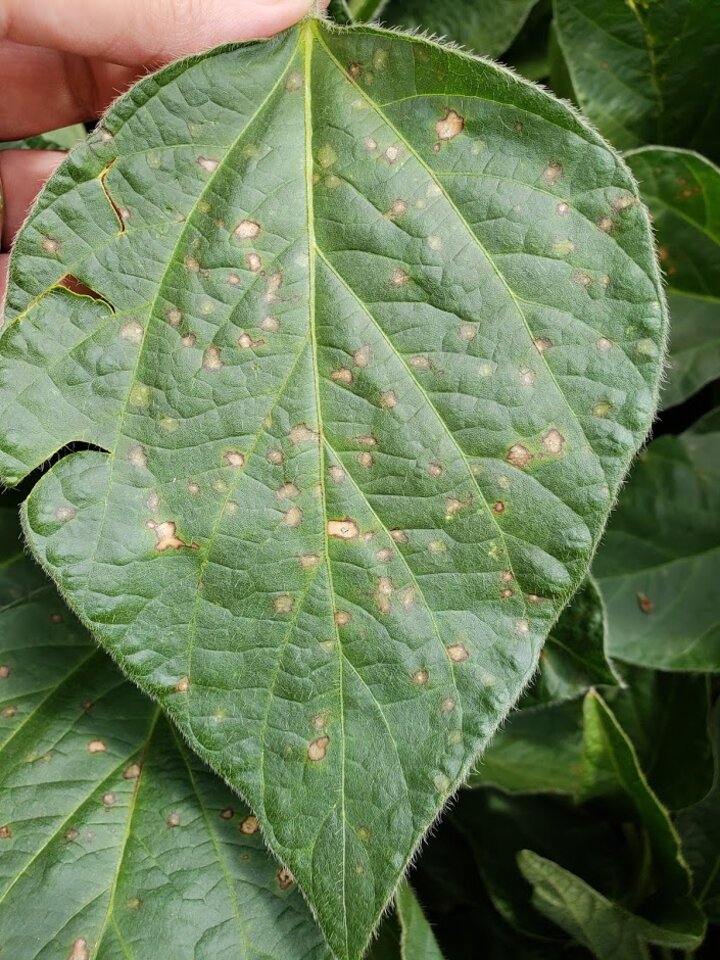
146,520 -> 199,552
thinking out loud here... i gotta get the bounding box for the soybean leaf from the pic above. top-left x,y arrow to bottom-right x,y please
453,787 -> 628,939
365,914 -> 402,960
348,0 -> 389,22
381,0 -> 541,59
547,23 -> 576,104
328,0 -> 354,25
624,147 -> 720,409
395,881 -> 445,959
469,698 -> 584,795
594,422 -> 720,671
607,664 -> 713,811
523,576 -> 618,706
677,705 -> 720,922
519,851 -> 701,960
472,668 -> 712,808
553,0 -> 720,159
0,18 -> 665,959
0,527 -> 329,960
0,124 -> 87,152
515,692 -> 705,956
578,693 -> 703,939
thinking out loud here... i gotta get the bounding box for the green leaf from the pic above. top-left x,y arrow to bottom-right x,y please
553,0 -> 720,159
463,693 -> 705,953
607,664 -> 712,811
472,667 -> 712,808
348,0 -> 389,22
677,704 -> 720,921
594,423 -> 720,671
381,0 -> 541,59
523,576 -> 619,706
365,914 -> 402,960
0,19 -> 665,958
469,698 -> 584,794
0,124 -> 87,152
515,694 -> 706,956
547,22 -> 576,104
578,693 -> 703,937
328,0 -> 354,25
519,850 -> 702,960
0,533 -> 329,960
453,787 -> 628,939
624,147 -> 720,409
395,881 -> 445,959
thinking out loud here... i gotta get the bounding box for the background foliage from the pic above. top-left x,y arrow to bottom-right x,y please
0,1 -> 718,958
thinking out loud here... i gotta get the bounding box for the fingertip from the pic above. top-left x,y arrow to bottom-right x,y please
0,150 -> 65,248
3,0 -> 324,67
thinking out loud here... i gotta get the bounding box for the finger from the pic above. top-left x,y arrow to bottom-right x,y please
1,0 -> 318,67
0,254 -> 9,319
0,42 -> 139,139
0,150 -> 65,249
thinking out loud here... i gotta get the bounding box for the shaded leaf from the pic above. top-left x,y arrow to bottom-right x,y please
453,787 -> 628,939
381,0 -> 541,59
519,850 -> 702,960
0,19 -> 665,959
625,147 -> 720,409
515,694 -> 706,956
472,667 -> 712,809
553,0 -> 720,159
469,698 -> 584,795
578,692 -> 703,938
606,664 -> 712,811
348,0 -> 389,21
0,539 -> 329,960
547,22 -> 576,104
0,124 -> 87,152
328,0 -> 354,26
523,576 -> 618,706
678,704 -> 720,921
365,913 -> 402,960
594,423 -> 720,671
395,881 -> 445,959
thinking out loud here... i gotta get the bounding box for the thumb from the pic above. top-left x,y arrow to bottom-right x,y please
1,0 -> 323,66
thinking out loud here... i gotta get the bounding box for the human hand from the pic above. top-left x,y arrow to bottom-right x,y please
0,0 -> 324,303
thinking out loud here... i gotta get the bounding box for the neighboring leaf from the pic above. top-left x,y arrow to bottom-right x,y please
452,787 -> 628,939
594,424 -> 720,671
515,695 -> 706,955
519,851 -> 702,960
607,664 -> 712,811
328,0 -> 354,25
689,406 -> 720,435
348,0 -> 389,21
395,881 -> 445,959
469,699 -> 584,795
0,124 -> 87,152
624,147 -> 720,409
0,19 -> 666,959
547,22 -> 576,104
497,0 -> 553,83
678,704 -> 720,921
578,692 -> 704,940
472,667 -> 713,809
365,914 -> 402,960
553,0 -> 720,159
381,0 -> 541,58
523,576 -> 618,706
0,544 -> 329,959
409,813 -> 591,960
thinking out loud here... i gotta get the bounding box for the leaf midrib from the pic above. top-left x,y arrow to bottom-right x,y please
304,21 -> 350,955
